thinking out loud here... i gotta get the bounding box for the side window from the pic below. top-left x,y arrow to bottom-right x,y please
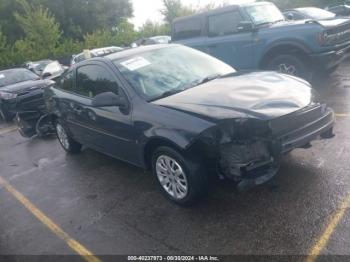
208,11 -> 243,37
60,71 -> 74,92
76,65 -> 119,98
173,17 -> 202,40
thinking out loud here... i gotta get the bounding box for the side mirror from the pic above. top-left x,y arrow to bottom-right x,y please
237,21 -> 254,32
42,72 -> 52,79
286,13 -> 294,20
91,92 -> 128,108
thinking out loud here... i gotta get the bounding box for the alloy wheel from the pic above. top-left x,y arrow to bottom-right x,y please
56,123 -> 70,150
278,63 -> 297,75
156,155 -> 188,200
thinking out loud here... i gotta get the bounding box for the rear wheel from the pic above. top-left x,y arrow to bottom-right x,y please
152,146 -> 208,206
56,120 -> 82,153
266,54 -> 312,81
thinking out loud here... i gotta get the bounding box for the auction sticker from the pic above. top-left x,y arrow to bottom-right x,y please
121,57 -> 151,71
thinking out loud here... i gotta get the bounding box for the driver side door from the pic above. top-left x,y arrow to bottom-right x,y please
71,63 -> 136,162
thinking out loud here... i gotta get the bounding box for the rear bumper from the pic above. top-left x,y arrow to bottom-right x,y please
310,44 -> 350,70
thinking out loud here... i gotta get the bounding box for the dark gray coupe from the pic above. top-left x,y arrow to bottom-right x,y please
45,44 -> 335,205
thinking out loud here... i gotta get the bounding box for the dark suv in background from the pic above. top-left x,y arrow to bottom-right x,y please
172,1 -> 350,80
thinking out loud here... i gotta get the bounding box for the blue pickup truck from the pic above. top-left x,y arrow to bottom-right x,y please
172,1 -> 350,79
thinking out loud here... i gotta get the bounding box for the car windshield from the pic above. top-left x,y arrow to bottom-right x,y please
297,8 -> 336,20
113,46 -> 235,101
0,69 -> 39,88
245,3 -> 285,25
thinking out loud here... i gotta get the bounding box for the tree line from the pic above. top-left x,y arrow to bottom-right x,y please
0,0 -> 347,69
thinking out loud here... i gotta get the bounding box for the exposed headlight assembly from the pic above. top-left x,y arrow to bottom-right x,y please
0,91 -> 17,100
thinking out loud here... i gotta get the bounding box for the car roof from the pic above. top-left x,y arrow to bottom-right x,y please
73,46 -> 123,58
105,44 -> 174,61
173,1 -> 273,23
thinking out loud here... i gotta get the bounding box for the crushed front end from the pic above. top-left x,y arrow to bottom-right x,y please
193,103 -> 335,188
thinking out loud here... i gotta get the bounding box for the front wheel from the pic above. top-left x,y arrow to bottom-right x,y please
266,54 -> 312,81
56,121 -> 82,153
152,146 -> 208,206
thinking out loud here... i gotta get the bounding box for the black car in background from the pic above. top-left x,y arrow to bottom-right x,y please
0,68 -> 53,122
284,7 -> 336,20
326,4 -> 350,16
45,44 -> 335,205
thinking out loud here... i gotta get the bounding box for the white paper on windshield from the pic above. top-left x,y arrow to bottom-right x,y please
0,74 -> 5,79
121,57 -> 151,71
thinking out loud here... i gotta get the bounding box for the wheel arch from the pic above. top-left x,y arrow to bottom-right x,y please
143,137 -> 187,170
259,42 -> 311,69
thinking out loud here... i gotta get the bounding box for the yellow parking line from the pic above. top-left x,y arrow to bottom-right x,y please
335,113 -> 349,117
0,126 -> 17,135
305,194 -> 350,262
0,176 -> 102,262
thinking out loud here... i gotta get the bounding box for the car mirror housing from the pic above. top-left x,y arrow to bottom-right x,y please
286,13 -> 294,20
91,92 -> 127,108
237,21 -> 254,32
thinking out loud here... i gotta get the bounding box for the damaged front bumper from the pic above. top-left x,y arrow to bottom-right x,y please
218,105 -> 335,186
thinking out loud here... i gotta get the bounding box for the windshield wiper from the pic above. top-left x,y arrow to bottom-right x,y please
150,74 -> 222,102
184,74 -> 222,89
150,88 -> 186,101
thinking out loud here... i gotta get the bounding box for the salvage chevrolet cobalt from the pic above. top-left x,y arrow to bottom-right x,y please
45,45 -> 335,205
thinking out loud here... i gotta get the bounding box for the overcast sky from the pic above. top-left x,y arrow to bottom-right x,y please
130,0 -> 254,28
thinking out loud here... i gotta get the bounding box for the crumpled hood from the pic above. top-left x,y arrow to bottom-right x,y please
0,79 -> 50,94
153,71 -> 314,121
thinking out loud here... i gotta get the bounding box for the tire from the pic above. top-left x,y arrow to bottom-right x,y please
0,109 -> 15,122
15,113 -> 36,138
152,146 -> 208,206
55,120 -> 82,154
266,54 -> 312,81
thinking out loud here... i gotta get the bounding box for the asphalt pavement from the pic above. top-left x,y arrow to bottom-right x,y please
0,62 -> 349,261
